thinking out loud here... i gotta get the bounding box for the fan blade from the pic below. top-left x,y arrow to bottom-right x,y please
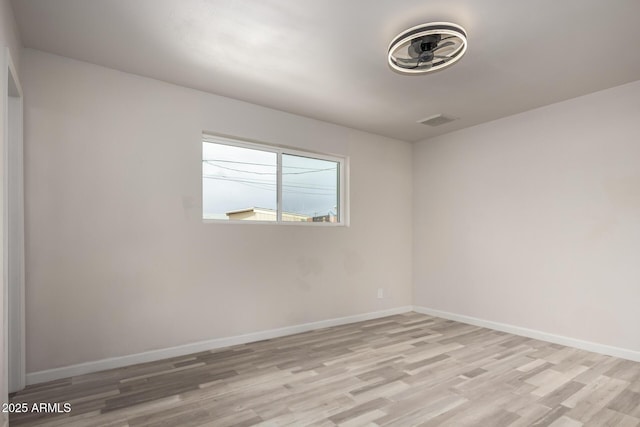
394,57 -> 432,65
433,41 -> 455,51
393,57 -> 433,70
405,62 -> 433,70
394,57 -> 418,65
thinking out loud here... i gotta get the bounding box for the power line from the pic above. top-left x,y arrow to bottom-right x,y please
203,174 -> 336,190
203,161 -> 336,176
230,180 -> 336,196
202,159 -> 337,171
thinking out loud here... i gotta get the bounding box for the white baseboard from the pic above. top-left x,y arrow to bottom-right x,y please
26,306 -> 413,385
28,304 -> 639,386
413,306 -> 640,362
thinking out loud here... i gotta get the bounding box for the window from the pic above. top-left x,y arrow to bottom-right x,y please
202,134 -> 347,225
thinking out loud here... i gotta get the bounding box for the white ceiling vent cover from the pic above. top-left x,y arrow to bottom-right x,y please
418,114 -> 457,127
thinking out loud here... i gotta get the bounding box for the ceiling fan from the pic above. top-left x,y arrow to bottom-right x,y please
388,22 -> 468,74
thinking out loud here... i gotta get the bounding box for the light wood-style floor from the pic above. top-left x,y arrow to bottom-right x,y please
10,312 -> 640,426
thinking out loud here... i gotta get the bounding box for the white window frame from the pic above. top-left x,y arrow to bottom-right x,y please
202,133 -> 349,226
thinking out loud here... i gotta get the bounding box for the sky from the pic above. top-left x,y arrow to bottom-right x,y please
203,142 -> 338,220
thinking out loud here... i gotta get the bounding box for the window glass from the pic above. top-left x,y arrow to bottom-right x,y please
281,154 -> 339,222
202,143 -> 277,221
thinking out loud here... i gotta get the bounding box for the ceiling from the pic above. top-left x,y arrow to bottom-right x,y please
11,0 -> 640,142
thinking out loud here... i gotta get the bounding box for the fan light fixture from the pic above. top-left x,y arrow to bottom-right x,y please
388,22 -> 467,74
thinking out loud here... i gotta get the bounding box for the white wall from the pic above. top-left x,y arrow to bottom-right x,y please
0,0 -> 20,76
413,80 -> 640,354
1,0 -> 21,422
22,49 -> 413,373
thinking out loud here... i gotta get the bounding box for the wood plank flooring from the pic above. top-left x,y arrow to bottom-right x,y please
9,312 -> 640,426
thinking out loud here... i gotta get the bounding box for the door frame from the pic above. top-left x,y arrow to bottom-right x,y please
3,47 -> 25,393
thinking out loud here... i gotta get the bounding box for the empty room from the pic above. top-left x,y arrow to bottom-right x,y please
1,0 -> 640,426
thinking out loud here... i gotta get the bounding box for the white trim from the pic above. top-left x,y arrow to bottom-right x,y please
26,306 -> 413,385
1,46 -> 6,416
4,48 -> 22,96
201,218 -> 345,227
4,47 -> 26,394
276,151 -> 282,222
413,306 -> 640,362
25,305 -> 640,385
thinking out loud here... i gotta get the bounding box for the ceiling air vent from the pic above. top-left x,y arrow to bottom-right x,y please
417,114 -> 457,127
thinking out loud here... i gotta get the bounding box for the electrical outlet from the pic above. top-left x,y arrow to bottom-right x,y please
377,288 -> 384,299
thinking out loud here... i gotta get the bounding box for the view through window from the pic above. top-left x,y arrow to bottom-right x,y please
203,136 -> 345,224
